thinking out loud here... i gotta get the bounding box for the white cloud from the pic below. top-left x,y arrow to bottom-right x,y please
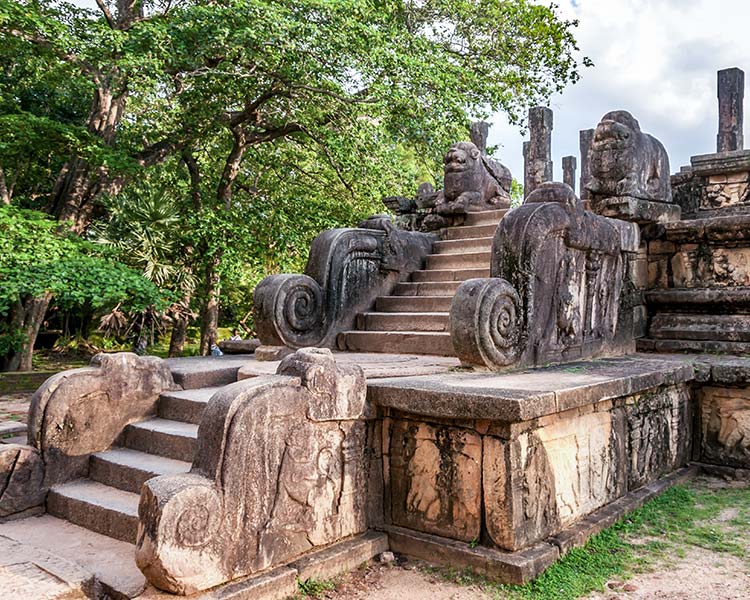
489,0 -> 750,190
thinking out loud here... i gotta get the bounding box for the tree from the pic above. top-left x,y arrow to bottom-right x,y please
0,206 -> 164,370
1,0 -> 590,354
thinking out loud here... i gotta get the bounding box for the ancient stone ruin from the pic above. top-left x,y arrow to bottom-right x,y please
2,68 -> 750,600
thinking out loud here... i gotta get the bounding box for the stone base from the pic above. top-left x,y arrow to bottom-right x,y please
217,339 -> 260,354
386,465 -> 696,585
254,345 -> 294,361
195,532 -> 388,600
592,196 -> 680,224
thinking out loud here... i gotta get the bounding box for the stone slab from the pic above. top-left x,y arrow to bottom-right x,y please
368,355 -> 695,422
238,352 -> 460,380
386,525 -> 560,585
289,531 -> 388,581
217,339 -> 260,354
0,421 -> 26,437
195,567 -> 297,600
164,355 -> 256,389
0,514 -> 146,599
691,149 -> 750,176
594,196 -> 681,224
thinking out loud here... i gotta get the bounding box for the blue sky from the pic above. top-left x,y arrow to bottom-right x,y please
489,0 -> 750,189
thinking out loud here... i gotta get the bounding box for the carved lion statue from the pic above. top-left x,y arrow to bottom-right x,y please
436,141 -> 512,215
586,110 -> 671,202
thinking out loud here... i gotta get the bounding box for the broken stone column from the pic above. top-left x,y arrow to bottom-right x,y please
523,107 -> 553,199
717,67 -> 744,153
579,128 -> 594,204
562,155 -> 577,192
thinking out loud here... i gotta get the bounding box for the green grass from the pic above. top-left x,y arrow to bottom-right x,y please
294,577 -> 337,598
429,480 -> 750,600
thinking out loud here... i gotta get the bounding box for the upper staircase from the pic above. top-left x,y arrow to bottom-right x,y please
338,209 -> 507,356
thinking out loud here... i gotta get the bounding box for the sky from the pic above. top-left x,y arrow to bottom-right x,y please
72,0 -> 749,190
489,0 -> 750,188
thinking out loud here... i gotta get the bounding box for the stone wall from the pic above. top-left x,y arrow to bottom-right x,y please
698,386 -> 750,469
378,381 -> 692,552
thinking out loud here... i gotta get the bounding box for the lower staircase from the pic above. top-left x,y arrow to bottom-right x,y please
338,208 -> 507,356
45,384 -> 220,543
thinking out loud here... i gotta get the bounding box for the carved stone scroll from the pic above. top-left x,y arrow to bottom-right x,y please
136,348 -> 371,595
254,218 -> 433,350
451,182 -> 636,370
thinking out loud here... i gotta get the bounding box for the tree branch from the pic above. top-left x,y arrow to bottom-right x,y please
95,0 -> 115,28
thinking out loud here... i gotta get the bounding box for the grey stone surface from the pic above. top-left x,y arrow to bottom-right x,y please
136,349 -> 373,595
368,355 -> 694,421
254,217 -> 433,350
0,514 -> 147,599
450,182 -> 636,370
717,67 -> 744,153
523,107 -> 553,199
0,444 -> 45,518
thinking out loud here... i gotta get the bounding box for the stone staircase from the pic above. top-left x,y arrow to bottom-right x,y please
46,384 -> 220,543
338,209 -> 507,356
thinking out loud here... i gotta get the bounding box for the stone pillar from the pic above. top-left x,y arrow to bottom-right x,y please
717,67 -> 744,152
523,107 -> 553,199
562,156 -> 577,192
579,128 -> 594,203
470,121 -> 489,154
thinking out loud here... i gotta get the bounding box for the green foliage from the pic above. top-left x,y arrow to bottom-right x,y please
296,577 -> 336,598
0,206 -> 165,355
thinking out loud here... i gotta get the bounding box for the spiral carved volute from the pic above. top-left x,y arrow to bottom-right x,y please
450,278 -> 523,369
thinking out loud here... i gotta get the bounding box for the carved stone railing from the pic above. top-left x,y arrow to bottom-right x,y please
136,348 -> 372,595
254,216 -> 433,350
451,183 -> 639,370
0,353 -> 175,519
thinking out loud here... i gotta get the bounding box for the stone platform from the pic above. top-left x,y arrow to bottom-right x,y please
4,350 -> 749,598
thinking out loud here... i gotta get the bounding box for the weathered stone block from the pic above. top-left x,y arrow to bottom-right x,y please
625,385 -> 692,489
700,387 -> 750,469
388,418 -> 481,542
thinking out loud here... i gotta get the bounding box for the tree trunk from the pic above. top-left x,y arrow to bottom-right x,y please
1,293 -> 52,372
168,316 -> 189,357
199,260 -> 221,356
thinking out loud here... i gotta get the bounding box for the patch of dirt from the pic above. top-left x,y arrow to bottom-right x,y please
586,546 -> 750,600
322,559 -> 492,600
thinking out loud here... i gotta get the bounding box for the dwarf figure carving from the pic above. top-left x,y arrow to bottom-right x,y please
586,110 -> 671,203
436,141 -> 512,215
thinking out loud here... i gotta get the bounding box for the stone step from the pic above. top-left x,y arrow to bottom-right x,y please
375,296 -> 454,313
122,418 -> 198,463
464,209 -> 508,226
393,281 -> 461,297
637,338 -> 750,354
90,447 -> 192,494
47,480 -> 139,544
356,312 -> 450,332
425,251 -> 491,270
432,237 -> 493,255
443,223 -> 499,241
410,268 -> 490,282
648,313 -> 750,342
338,331 -> 455,356
645,287 -> 750,309
158,386 -> 223,425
